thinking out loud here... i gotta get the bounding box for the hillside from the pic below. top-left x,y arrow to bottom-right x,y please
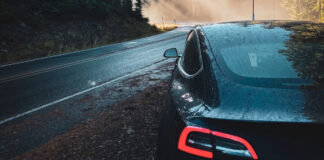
0,0 -> 160,65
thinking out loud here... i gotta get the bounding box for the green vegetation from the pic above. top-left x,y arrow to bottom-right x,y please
0,0 -> 162,65
281,0 -> 324,22
0,0 -> 148,25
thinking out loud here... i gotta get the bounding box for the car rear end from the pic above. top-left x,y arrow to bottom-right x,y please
180,117 -> 324,160
159,102 -> 324,160
158,21 -> 324,160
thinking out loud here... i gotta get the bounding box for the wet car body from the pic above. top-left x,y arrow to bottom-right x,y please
157,21 -> 324,160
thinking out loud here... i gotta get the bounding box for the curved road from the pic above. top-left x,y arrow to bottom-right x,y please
0,27 -> 190,123
0,27 -> 191,159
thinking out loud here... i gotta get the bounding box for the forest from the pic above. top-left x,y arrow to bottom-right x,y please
0,0 -> 160,65
0,0 -> 323,65
0,0 -> 147,26
281,0 -> 324,22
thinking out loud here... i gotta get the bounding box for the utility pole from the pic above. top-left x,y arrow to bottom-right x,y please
252,0 -> 255,21
319,0 -> 322,22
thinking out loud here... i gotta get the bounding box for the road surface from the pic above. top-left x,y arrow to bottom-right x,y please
0,27 -> 191,159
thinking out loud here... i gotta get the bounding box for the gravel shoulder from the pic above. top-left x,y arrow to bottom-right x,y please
13,81 -> 170,160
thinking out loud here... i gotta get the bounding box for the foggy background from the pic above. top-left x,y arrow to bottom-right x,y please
143,0 -> 290,24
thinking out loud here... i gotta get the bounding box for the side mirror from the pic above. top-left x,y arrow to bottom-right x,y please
164,48 -> 179,58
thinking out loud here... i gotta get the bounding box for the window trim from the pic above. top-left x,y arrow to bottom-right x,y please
178,29 -> 204,79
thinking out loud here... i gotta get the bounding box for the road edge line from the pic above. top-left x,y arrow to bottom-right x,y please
0,59 -> 169,126
0,29 -> 185,68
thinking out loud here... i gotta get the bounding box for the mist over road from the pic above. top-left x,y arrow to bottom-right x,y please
144,0 -> 289,23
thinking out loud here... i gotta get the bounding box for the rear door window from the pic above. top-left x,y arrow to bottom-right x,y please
180,30 -> 202,75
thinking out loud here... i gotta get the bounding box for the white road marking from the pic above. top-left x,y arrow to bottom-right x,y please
0,28 -> 187,68
0,34 -> 186,84
0,42 -> 114,68
0,59 -> 168,126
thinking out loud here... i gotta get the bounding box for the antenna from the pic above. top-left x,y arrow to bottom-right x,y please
252,0 -> 255,21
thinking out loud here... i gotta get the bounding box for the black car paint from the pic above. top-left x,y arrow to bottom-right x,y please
158,21 -> 324,160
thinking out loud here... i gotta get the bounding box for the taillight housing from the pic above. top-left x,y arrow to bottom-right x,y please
178,126 -> 258,160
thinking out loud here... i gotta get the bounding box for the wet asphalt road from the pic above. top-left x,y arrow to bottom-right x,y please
0,27 -> 190,123
0,27 -> 190,159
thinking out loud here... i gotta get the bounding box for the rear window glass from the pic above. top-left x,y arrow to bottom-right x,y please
203,23 -> 299,79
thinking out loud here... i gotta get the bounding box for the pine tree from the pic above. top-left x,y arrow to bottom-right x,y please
134,0 -> 144,20
122,0 -> 133,15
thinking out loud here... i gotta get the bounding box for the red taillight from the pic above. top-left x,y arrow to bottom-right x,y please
212,131 -> 258,160
178,126 -> 213,159
178,126 -> 258,160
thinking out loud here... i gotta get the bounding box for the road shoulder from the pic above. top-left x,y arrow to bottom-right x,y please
0,60 -> 175,160
13,80 -> 169,160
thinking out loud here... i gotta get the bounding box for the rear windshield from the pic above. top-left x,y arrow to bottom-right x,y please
202,22 -> 324,86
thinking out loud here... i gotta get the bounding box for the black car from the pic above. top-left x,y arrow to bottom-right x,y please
157,21 -> 324,160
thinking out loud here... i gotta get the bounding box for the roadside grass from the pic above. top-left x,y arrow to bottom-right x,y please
0,19 -> 177,66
